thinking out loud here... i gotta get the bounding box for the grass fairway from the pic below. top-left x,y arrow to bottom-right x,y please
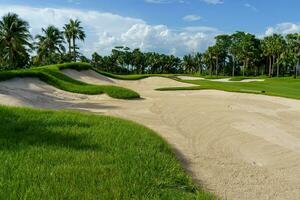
0,63 -> 140,99
158,77 -> 300,100
0,106 -> 213,200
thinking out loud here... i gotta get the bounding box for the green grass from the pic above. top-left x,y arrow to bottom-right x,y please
95,70 -> 177,80
158,76 -> 300,100
96,70 -> 152,80
0,63 -> 140,99
229,77 -> 264,81
0,106 -> 214,200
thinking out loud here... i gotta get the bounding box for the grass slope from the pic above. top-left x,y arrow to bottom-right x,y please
0,63 -> 140,99
158,77 -> 300,100
0,106 -> 214,199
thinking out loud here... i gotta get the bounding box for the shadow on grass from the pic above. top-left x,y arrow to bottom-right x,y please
0,109 -> 99,151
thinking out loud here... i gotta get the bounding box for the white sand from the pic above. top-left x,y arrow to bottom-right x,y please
211,78 -> 265,82
1,70 -> 300,200
177,76 -> 205,80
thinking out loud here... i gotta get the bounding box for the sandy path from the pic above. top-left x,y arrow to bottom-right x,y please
1,70 -> 300,200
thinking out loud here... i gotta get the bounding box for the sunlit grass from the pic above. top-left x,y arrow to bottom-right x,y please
0,106 -> 214,199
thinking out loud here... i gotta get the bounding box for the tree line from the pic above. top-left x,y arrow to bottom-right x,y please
92,32 -> 300,78
0,13 -> 85,69
0,12 -> 299,78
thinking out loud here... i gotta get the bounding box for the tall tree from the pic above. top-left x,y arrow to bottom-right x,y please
65,19 -> 86,61
262,34 -> 285,77
215,34 -> 231,75
203,47 -> 215,76
286,33 -> 300,78
194,52 -> 203,75
229,32 -> 259,77
0,13 -> 32,69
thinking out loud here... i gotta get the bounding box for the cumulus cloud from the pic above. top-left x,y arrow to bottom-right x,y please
0,4 -> 220,57
183,15 -> 202,22
265,22 -> 300,36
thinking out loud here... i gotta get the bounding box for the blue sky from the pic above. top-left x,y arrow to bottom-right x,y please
1,0 -> 300,56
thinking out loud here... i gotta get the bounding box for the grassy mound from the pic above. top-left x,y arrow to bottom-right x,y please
0,106 -> 214,199
0,63 -> 140,99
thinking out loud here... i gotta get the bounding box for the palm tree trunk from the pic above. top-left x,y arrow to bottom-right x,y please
73,37 -> 76,62
215,56 -> 219,76
243,60 -> 246,77
68,39 -> 71,55
276,56 -> 280,77
272,55 -> 276,77
295,60 -> 299,79
268,56 -> 272,77
232,57 -> 235,77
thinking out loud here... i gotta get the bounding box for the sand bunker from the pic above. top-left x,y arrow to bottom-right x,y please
177,76 -> 205,80
211,78 -> 265,82
62,69 -> 115,85
0,71 -> 300,200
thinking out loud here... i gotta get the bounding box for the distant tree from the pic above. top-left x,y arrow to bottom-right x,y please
91,52 -> 102,67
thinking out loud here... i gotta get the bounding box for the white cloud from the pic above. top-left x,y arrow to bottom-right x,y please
0,4 -> 220,57
145,0 -> 185,4
145,0 -> 170,3
183,15 -> 202,22
265,22 -> 300,36
200,0 -> 223,5
244,3 -> 258,12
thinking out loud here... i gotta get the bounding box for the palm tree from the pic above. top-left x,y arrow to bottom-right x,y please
262,34 -> 285,77
203,48 -> 214,76
65,19 -> 86,61
63,24 -> 72,55
0,13 -> 32,69
35,25 -> 65,65
194,52 -> 203,75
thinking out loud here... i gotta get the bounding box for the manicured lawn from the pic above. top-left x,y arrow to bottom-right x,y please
158,77 -> 300,100
0,63 -> 140,99
0,106 -> 214,199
